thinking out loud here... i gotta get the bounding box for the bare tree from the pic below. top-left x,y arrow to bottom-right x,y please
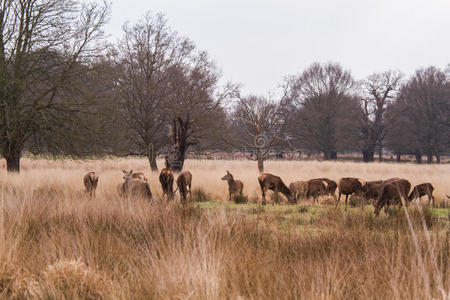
386,67 -> 450,164
234,95 -> 288,172
285,62 -> 358,159
0,0 -> 109,172
359,71 -> 403,162
115,13 -> 234,172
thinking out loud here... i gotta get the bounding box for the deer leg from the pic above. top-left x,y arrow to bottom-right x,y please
229,190 -> 232,202
262,187 -> 267,205
336,192 -> 341,209
345,195 -> 349,211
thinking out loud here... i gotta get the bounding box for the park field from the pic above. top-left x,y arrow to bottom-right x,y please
0,158 -> 449,299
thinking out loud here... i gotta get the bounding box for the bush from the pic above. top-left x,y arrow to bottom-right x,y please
232,194 -> 248,204
191,188 -> 212,202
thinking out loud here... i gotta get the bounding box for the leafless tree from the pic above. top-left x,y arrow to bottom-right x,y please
359,71 -> 403,162
114,13 -> 235,172
284,62 -> 359,159
0,0 -> 110,172
386,67 -> 450,164
234,95 -> 288,172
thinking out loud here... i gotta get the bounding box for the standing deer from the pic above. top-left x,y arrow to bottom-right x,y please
289,181 -> 308,203
122,170 -> 147,181
83,172 -> 99,197
221,171 -> 244,201
408,183 -> 435,206
177,171 -> 192,203
336,177 -> 365,210
258,173 -> 294,205
159,168 -> 174,200
306,179 -> 328,203
118,170 -> 152,200
374,178 -> 411,216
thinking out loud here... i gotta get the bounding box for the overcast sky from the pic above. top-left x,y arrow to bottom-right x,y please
102,0 -> 450,95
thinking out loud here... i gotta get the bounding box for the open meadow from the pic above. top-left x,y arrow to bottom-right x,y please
0,158 -> 449,299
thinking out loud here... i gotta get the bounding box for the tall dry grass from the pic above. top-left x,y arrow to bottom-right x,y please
0,158 -> 449,299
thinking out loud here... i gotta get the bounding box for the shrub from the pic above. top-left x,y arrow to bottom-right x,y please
232,194 -> 248,204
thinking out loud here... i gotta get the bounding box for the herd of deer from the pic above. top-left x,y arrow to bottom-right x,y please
258,173 -> 437,215
83,169 -> 440,216
83,169 -> 192,203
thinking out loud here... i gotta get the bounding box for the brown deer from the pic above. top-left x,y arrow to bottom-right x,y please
177,171 -> 192,203
258,173 -> 294,205
122,170 -> 147,181
306,179 -> 328,203
310,178 -> 337,197
374,178 -> 411,216
289,181 -> 308,202
83,172 -> 99,197
361,180 -> 383,203
118,170 -> 152,200
159,168 -> 174,200
336,177 -> 365,210
221,171 -> 244,201
408,183 -> 435,206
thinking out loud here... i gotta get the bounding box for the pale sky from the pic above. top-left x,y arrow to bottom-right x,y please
102,0 -> 450,95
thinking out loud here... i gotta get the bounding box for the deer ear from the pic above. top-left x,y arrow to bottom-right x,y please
227,170 -> 230,174
130,170 -> 133,174
122,170 -> 127,174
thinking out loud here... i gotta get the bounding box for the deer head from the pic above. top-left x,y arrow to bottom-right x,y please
221,170 -> 233,181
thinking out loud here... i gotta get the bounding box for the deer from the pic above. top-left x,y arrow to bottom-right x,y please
306,179 -> 328,203
122,170 -> 147,181
374,178 -> 411,216
258,173 -> 294,205
361,180 -> 383,203
221,171 -> 244,201
83,172 -> 99,197
408,183 -> 435,206
310,178 -> 337,198
118,170 -> 152,200
159,168 -> 175,200
336,177 -> 366,210
289,181 -> 308,203
176,171 -> 192,203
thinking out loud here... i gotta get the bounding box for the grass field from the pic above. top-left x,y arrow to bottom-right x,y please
0,158 -> 449,299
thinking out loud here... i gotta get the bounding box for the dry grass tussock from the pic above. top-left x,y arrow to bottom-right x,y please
0,158 -> 448,299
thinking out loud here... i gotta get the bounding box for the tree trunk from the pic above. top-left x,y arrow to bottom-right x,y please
148,151 -> 158,172
330,151 -> 337,160
435,154 -> 440,164
257,149 -> 264,173
167,116 -> 189,173
426,154 -> 433,164
323,151 -> 330,160
396,153 -> 401,162
378,147 -> 383,162
362,150 -> 374,162
5,150 -> 21,172
415,154 -> 422,164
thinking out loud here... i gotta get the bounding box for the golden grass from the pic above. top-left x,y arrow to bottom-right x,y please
0,158 -> 449,299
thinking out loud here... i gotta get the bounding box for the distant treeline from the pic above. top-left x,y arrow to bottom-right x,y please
1,1 -> 449,172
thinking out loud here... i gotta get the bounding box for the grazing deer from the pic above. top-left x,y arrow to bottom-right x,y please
177,171 -> 192,203
361,180 -> 383,203
310,178 -> 337,198
336,177 -> 365,210
374,178 -> 411,216
258,173 -> 294,205
408,183 -> 435,206
83,172 -> 99,197
306,179 -> 328,203
159,168 -> 174,200
119,170 -> 152,200
289,181 -> 308,203
221,171 -> 244,201
122,170 -> 147,181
